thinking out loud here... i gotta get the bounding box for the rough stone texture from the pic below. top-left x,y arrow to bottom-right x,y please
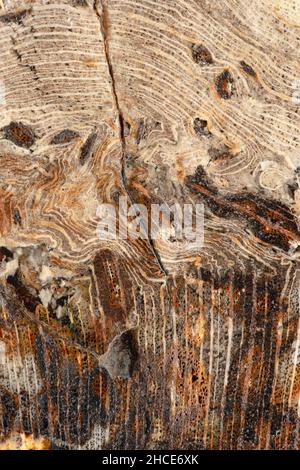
1,0 -> 300,450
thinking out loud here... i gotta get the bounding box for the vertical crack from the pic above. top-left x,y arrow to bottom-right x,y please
93,0 -> 125,157
93,0 -> 168,277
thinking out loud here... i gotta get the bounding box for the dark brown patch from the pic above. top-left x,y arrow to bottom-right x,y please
188,165 -> 218,194
79,132 -> 97,165
2,121 -> 36,149
287,181 -> 298,200
215,70 -> 234,99
73,0 -> 88,5
208,146 -> 235,163
0,246 -> 13,262
193,118 -> 211,137
50,129 -> 79,145
124,121 -> 131,137
240,61 -> 257,78
191,44 -> 213,65
12,209 -> 22,225
136,118 -> 147,144
7,270 -> 40,313
0,10 -> 28,24
0,387 -> 17,436
186,165 -> 300,251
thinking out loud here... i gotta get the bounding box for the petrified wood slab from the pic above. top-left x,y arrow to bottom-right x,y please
1,0 -> 300,450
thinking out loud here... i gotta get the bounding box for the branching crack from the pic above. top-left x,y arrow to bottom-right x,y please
93,0 -> 168,277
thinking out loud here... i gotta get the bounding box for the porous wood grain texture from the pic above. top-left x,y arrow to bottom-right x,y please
1,0 -> 300,450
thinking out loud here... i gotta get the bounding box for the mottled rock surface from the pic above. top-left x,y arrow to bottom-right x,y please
1,0 -> 300,450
